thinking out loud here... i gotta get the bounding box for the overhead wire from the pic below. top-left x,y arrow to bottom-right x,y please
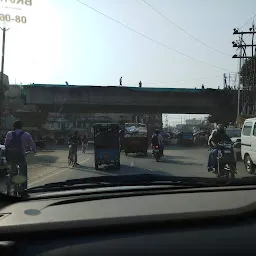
239,13 -> 256,30
76,0 -> 230,72
141,0 -> 231,57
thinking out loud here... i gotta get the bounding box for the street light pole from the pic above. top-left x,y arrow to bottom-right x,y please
0,27 -> 9,129
237,34 -> 243,119
0,27 -> 9,89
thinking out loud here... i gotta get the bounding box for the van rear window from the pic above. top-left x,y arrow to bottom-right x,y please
243,123 -> 253,136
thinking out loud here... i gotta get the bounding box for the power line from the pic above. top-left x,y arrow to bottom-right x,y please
239,13 -> 256,29
76,0 -> 230,72
141,0 -> 231,57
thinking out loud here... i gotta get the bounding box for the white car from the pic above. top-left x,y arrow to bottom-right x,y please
241,118 -> 256,174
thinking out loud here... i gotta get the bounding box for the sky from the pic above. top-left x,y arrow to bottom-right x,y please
1,0 -> 256,125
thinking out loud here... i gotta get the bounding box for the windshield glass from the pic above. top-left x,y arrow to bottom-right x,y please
0,0 -> 254,197
226,129 -> 241,138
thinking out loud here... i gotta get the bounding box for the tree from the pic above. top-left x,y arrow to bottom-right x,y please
207,90 -> 237,125
240,56 -> 256,88
239,56 -> 256,115
13,109 -> 49,132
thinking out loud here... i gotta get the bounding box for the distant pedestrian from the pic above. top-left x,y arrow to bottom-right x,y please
119,77 -> 122,86
82,132 -> 88,153
139,81 -> 142,87
65,81 -> 69,86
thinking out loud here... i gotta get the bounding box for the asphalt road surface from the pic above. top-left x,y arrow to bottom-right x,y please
0,144 -> 250,192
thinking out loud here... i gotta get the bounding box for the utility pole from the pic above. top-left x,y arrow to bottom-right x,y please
237,34 -> 243,119
232,23 -> 256,117
0,27 -> 9,129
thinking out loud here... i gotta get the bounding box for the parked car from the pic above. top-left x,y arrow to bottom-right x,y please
34,139 -> 46,149
241,118 -> 256,174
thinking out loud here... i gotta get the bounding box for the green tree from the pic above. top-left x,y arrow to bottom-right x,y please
13,109 -> 49,132
207,90 -> 237,125
240,56 -> 256,88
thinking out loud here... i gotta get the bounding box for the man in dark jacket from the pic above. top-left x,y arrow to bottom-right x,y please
68,131 -> 81,167
207,124 -> 232,172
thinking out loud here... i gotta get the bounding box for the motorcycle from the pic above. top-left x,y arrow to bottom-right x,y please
152,145 -> 162,162
215,142 -> 236,180
0,146 -> 8,176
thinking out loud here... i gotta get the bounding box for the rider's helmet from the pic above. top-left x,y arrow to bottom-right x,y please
216,124 -> 225,133
155,129 -> 160,134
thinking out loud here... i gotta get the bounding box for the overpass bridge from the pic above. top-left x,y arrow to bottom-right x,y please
22,84 -> 237,114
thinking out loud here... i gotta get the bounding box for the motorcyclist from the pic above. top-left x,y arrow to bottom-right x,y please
207,124 -> 232,172
4,120 -> 36,190
151,129 -> 164,156
68,131 -> 81,167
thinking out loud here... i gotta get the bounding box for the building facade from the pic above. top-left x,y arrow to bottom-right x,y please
43,112 -> 162,141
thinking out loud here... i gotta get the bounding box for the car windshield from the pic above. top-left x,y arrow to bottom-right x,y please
226,129 -> 241,138
0,0 -> 255,197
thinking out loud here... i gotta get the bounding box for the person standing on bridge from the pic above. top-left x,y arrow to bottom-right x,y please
119,77 -> 122,86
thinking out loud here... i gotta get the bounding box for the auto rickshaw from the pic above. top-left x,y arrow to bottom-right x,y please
93,123 -> 120,170
123,123 -> 148,156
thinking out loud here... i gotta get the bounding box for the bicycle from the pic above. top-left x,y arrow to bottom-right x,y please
68,151 -> 76,167
6,151 -> 35,197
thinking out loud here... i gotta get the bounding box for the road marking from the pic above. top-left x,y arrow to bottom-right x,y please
29,156 -> 117,187
29,157 -> 91,186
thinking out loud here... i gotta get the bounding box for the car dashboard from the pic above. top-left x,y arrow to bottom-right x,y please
0,186 -> 256,255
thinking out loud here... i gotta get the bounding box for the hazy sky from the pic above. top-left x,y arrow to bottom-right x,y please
1,0 -> 256,124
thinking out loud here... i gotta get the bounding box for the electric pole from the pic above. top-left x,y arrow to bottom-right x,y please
0,27 -> 9,130
232,22 -> 256,117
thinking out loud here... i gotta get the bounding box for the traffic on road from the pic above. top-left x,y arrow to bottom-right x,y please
0,119 -> 250,197
0,138 -> 249,192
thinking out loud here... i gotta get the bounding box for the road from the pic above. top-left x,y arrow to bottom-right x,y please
0,144 -> 250,192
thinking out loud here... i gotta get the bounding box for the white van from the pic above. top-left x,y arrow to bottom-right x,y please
241,118 -> 256,174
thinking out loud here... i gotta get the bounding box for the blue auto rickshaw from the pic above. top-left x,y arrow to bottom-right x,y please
93,123 -> 120,170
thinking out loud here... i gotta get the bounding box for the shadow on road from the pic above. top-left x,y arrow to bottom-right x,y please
77,163 -> 173,176
160,156 -> 204,167
124,152 -> 197,162
27,155 -> 59,165
38,149 -> 56,153
169,155 -> 195,160
161,159 -> 206,167
80,152 -> 94,155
